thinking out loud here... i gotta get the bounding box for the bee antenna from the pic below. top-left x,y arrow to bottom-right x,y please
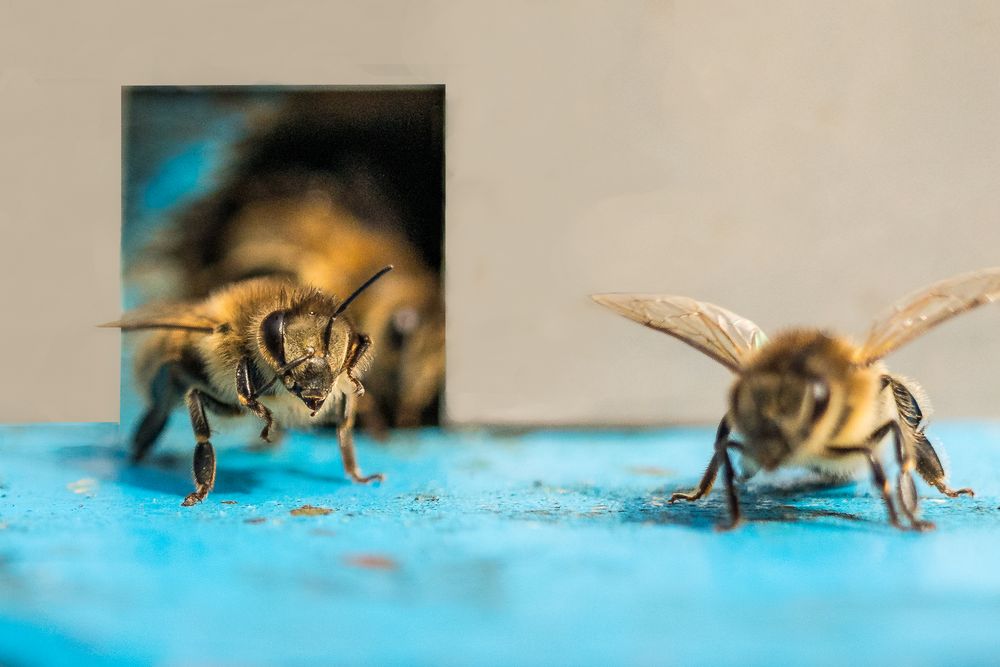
333,265 -> 394,318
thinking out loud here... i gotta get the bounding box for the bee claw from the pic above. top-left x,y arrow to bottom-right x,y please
352,472 -> 384,485
715,518 -> 743,532
182,492 -> 206,507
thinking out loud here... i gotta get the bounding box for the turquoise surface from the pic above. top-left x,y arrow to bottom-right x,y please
1,422 -> 999,666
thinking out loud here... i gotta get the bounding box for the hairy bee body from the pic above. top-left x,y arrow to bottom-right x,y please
135,279 -> 359,427
593,268 -> 1000,530
108,271 -> 391,506
730,330 -> 887,476
195,194 -> 445,430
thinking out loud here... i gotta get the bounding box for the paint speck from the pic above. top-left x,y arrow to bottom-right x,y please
344,554 -> 398,571
244,518 -> 266,525
291,505 -> 334,516
67,478 -> 97,494
311,528 -> 337,537
220,500 -> 238,505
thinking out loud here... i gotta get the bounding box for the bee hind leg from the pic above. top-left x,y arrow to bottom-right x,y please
883,375 -> 974,499
913,431 -> 974,498
181,388 -> 217,507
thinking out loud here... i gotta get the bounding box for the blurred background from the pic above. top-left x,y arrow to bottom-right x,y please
2,2 -> 1000,425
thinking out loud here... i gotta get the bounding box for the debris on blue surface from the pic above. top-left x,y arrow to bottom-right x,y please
1,422 -> 999,665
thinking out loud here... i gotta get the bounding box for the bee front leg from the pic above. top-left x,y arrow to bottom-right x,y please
236,356 -> 277,442
182,388 -> 217,507
668,453 -> 720,503
669,419 -> 743,530
337,391 -> 384,484
715,439 -> 742,531
344,333 -> 371,396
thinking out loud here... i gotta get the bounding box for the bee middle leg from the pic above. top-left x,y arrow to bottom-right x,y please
181,388 -> 217,507
886,422 -> 935,531
830,422 -> 907,530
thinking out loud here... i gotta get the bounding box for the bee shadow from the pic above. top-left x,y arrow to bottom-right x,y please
55,444 -> 261,498
621,477 -> 873,531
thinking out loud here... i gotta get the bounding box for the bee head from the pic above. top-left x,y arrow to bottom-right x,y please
729,332 -> 843,469
257,267 -> 393,415
731,372 -> 830,468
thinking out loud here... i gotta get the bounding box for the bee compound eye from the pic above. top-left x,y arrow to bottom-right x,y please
810,379 -> 830,420
260,310 -> 287,366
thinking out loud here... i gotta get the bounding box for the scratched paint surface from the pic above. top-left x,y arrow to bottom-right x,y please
1,423 -> 1000,666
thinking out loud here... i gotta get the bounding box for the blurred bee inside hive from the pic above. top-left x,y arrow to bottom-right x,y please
124,87 -> 445,435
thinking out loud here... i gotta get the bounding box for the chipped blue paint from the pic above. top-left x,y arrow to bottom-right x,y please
1,423 -> 999,666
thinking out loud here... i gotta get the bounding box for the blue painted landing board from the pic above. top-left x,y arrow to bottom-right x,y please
1,423 -> 1000,666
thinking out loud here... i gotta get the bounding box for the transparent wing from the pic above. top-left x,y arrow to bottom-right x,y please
99,304 -> 220,333
591,293 -> 768,372
860,268 -> 1000,364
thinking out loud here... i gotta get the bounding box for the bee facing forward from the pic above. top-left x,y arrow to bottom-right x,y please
593,268 -> 1000,530
103,267 -> 393,506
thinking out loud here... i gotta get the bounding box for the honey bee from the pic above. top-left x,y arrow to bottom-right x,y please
103,267 -> 393,506
593,268 -> 1000,530
169,193 -> 445,433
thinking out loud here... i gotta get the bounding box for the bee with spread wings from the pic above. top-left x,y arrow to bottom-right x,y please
593,268 -> 1000,530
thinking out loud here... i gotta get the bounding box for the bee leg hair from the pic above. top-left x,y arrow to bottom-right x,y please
181,388 -> 217,507
912,431 -> 974,497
